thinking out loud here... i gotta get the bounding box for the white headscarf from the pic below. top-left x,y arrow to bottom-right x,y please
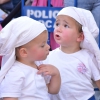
0,16 -> 47,83
57,7 -> 100,70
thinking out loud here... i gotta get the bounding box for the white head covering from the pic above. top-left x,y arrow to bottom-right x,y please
0,16 -> 47,83
57,7 -> 100,70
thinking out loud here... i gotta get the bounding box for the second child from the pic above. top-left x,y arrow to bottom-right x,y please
43,7 -> 100,100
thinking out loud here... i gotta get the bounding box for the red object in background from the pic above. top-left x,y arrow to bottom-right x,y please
0,24 -> 2,30
50,33 -> 59,50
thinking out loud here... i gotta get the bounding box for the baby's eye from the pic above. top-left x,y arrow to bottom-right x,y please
41,45 -> 45,48
54,22 -> 60,28
55,22 -> 59,26
64,24 -> 69,28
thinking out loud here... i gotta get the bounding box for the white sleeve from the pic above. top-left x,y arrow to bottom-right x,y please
0,67 -> 25,98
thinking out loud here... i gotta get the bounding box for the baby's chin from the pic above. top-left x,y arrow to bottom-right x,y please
39,55 -> 49,61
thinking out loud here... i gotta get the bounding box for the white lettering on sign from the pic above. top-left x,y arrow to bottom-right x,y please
39,20 -> 52,28
34,10 -> 41,18
27,9 -> 59,18
53,11 -> 59,18
27,9 -> 59,29
42,10 -> 48,18
49,10 -> 52,18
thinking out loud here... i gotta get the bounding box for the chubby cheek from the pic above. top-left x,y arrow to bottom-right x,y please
62,31 -> 71,42
63,35 -> 71,42
37,52 -> 47,60
30,49 -> 47,61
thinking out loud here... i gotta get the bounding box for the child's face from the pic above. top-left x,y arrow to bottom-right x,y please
25,30 -> 50,61
54,15 -> 83,47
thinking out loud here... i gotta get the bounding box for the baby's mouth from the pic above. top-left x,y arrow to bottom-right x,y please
55,34 -> 61,40
56,34 -> 60,37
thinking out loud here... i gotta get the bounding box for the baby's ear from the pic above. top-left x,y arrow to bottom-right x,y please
77,32 -> 84,42
19,48 -> 28,57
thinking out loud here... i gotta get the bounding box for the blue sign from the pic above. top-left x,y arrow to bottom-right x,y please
22,6 -> 62,32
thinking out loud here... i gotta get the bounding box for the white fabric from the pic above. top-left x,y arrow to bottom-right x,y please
57,7 -> 100,71
35,61 -> 51,84
43,48 -> 100,100
0,16 -> 47,83
0,61 -> 50,100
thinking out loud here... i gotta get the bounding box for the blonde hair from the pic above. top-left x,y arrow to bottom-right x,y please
75,21 -> 82,33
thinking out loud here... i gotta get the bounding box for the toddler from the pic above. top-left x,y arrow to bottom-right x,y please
0,16 -> 61,100
43,7 -> 100,100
